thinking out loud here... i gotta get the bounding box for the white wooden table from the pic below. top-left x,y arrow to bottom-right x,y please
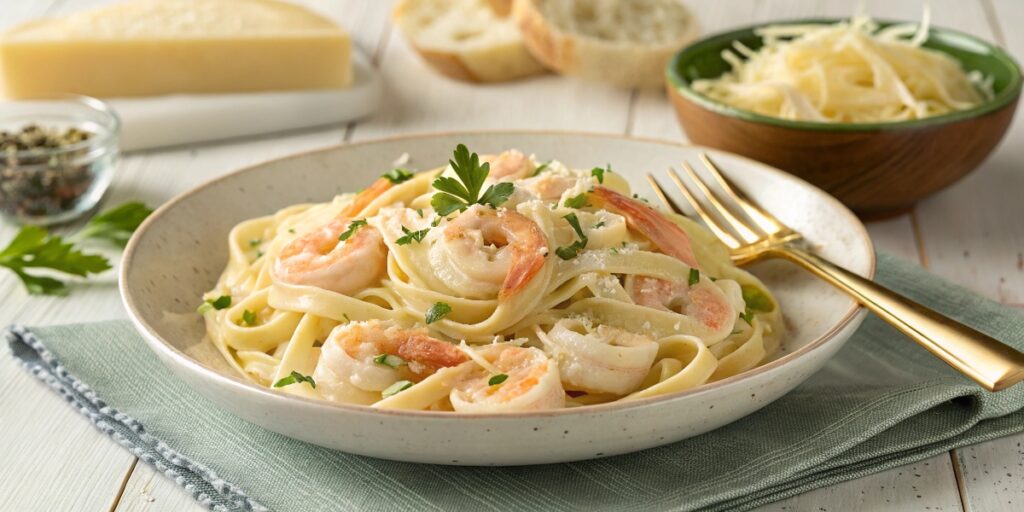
1,1 -> 1021,510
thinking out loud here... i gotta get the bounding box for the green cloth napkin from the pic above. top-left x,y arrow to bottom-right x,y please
7,253 -> 1024,512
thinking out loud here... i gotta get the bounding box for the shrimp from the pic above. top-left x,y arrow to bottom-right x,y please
432,204 -> 548,299
273,178 -> 392,295
627,275 -> 744,336
589,186 -> 700,269
519,172 -> 578,201
538,319 -> 658,396
450,345 -> 564,412
482,149 -> 535,181
313,320 -> 468,404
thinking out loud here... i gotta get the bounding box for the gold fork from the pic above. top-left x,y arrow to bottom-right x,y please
646,153 -> 1024,392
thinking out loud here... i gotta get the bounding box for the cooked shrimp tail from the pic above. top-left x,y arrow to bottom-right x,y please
590,186 -> 700,268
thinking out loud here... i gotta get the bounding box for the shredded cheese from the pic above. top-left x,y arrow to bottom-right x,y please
691,11 -> 993,123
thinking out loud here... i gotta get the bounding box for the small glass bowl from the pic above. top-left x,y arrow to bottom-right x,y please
0,96 -> 120,225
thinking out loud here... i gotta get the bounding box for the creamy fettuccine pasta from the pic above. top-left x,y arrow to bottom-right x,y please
200,145 -> 783,412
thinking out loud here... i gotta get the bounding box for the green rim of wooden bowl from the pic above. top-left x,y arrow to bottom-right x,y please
666,18 -> 1023,132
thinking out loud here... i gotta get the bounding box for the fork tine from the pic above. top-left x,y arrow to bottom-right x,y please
645,174 -> 688,217
679,162 -> 762,244
664,168 -> 742,249
698,153 -> 788,236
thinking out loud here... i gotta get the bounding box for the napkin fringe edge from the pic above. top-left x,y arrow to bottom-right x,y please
5,325 -> 270,512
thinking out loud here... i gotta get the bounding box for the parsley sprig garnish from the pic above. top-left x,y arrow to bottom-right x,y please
338,219 -> 367,241
431,144 -> 514,216
555,213 -> 588,260
273,371 -> 316,389
395,226 -> 429,245
67,201 -> 153,247
0,201 -> 151,296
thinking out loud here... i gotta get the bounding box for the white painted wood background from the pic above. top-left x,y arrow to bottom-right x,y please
0,0 -> 1021,510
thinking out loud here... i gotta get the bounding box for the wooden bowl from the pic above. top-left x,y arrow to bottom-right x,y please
666,20 -> 1022,219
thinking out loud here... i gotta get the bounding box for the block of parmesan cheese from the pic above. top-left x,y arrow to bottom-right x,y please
0,0 -> 352,99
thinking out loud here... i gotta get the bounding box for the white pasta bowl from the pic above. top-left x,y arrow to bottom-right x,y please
120,132 -> 874,465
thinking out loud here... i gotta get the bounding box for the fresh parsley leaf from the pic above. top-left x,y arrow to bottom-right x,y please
688,268 -> 700,286
594,221 -> 606,229
373,354 -> 406,368
425,302 -> 452,324
431,216 -> 443,227
532,161 -> 551,176
273,370 -> 316,389
395,226 -> 429,245
478,181 -> 514,208
0,226 -> 111,296
382,380 -> 413,398
382,168 -> 413,184
488,374 -> 509,386
591,165 -> 609,184
431,193 -> 467,217
242,309 -> 257,326
741,284 -> 774,312
69,201 -> 153,247
338,219 -> 367,241
555,213 -> 588,260
431,144 -> 516,216
563,193 -> 588,209
197,295 -> 232,314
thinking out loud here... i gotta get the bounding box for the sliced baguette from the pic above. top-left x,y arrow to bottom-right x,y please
513,0 -> 700,88
393,0 -> 546,83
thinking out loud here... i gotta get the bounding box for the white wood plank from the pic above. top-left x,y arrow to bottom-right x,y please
928,2 -> 1024,511
0,2 -> 384,511
116,462 -> 206,512
757,454 -> 965,512
0,351 -> 137,511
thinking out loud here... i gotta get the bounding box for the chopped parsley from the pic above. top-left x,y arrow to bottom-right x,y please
431,144 -> 515,216
249,238 -> 261,247
563,193 -> 588,209
591,164 -> 610,184
338,219 -> 367,241
288,228 -> 296,234
425,302 -> 452,324
373,354 -> 406,368
555,213 -> 588,260
416,208 -> 424,218
431,216 -> 443,227
532,161 -> 551,176
395,226 -> 429,245
241,309 -> 257,326
382,168 -> 413,184
273,370 -> 316,389
382,380 -> 413,398
739,310 -> 754,326
688,268 -> 700,286
197,295 -> 231,314
593,221 -> 606,229
342,313 -> 351,323
488,374 -> 509,386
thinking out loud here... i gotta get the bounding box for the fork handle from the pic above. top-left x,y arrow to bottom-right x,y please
770,246 -> 1024,392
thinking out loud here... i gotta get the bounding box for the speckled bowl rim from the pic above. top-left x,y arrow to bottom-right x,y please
120,130 -> 876,420
667,18 -> 1024,132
